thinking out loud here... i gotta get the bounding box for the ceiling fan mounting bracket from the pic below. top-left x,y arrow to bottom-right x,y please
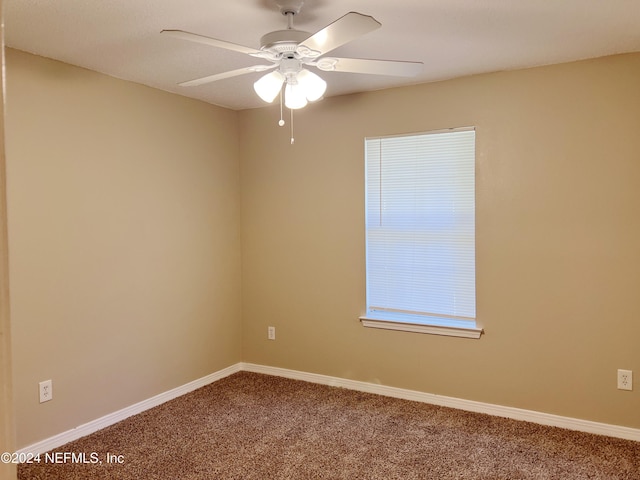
275,0 -> 305,16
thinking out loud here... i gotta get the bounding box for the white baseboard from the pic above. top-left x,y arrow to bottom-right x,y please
17,363 -> 242,456
241,363 -> 640,442
17,361 -> 640,455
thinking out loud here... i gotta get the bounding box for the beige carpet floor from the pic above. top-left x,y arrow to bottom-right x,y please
18,372 -> 640,479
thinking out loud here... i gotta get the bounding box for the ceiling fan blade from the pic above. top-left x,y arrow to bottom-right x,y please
178,65 -> 276,87
299,12 -> 381,57
161,29 -> 262,56
315,57 -> 423,77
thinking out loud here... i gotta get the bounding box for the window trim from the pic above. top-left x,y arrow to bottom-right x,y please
359,315 -> 483,339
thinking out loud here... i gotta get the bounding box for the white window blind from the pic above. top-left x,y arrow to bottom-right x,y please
365,128 -> 476,326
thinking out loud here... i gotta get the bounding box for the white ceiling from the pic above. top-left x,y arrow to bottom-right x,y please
6,0 -> 640,111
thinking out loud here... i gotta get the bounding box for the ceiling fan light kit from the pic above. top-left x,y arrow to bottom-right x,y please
162,0 -> 422,140
284,82 -> 308,109
253,70 -> 285,103
295,69 -> 326,102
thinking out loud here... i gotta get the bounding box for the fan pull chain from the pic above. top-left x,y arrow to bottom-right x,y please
276,88 -> 294,145
278,89 -> 285,127
290,108 -> 295,145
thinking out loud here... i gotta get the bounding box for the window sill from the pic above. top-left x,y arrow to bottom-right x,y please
359,314 -> 483,339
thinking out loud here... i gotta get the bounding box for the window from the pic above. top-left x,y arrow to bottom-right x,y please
361,128 -> 482,339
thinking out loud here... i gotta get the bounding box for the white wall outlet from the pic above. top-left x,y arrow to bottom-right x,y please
39,379 -> 53,403
268,326 -> 276,340
617,369 -> 633,391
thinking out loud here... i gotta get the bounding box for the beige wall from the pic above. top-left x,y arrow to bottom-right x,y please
240,53 -> 640,429
1,2 -> 19,477
5,49 -> 243,448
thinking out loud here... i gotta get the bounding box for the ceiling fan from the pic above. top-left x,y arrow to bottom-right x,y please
161,0 -> 423,111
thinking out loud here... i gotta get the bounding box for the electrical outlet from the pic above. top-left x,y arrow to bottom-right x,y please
39,379 -> 53,403
268,326 -> 276,340
617,369 -> 633,391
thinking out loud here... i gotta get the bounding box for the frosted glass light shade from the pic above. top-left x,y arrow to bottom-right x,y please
253,71 -> 285,103
296,69 -> 327,102
285,83 -> 308,109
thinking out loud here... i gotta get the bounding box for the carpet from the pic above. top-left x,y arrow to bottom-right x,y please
18,372 -> 640,479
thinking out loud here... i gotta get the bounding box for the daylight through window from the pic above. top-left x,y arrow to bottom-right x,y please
363,128 -> 478,336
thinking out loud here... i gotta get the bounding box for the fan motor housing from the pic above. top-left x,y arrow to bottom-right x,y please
260,29 -> 310,53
